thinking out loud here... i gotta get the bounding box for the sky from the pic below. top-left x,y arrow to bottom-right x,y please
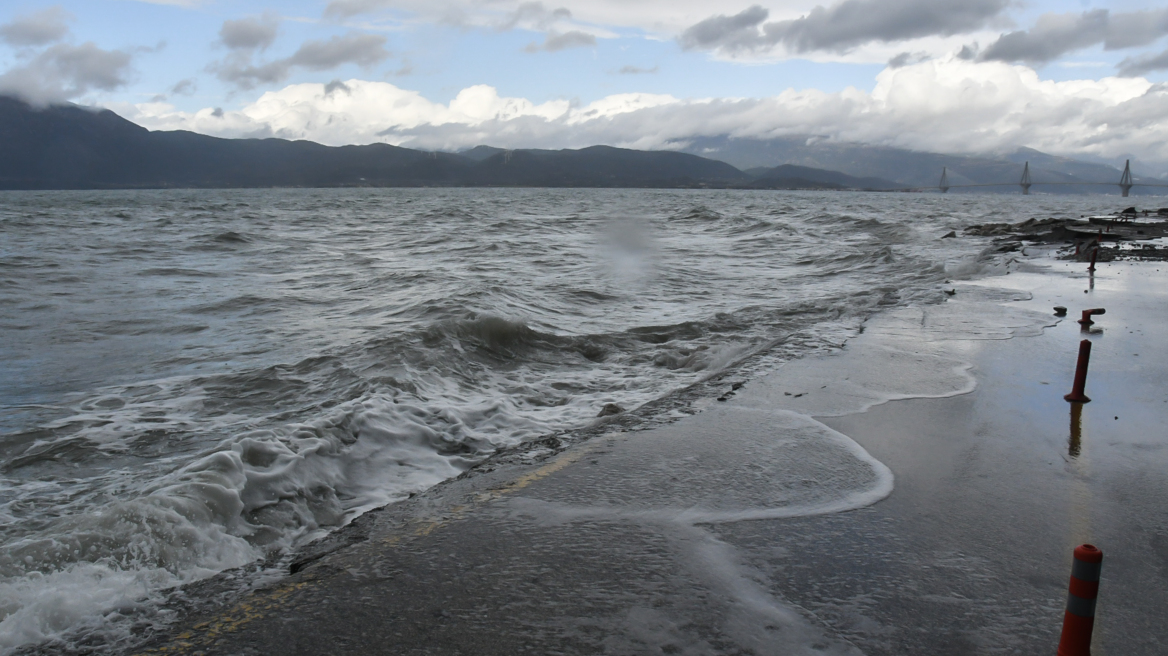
3,0 -> 1168,169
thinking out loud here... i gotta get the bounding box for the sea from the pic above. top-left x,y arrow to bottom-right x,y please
0,188 -> 1149,653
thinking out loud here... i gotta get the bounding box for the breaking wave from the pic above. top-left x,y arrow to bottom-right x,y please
0,187 -> 1130,653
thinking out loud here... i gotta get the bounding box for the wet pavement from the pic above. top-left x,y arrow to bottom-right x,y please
131,260 -> 1168,656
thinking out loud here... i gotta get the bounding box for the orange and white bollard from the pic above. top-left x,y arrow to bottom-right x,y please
1064,340 -> 1093,403
1057,544 -> 1103,656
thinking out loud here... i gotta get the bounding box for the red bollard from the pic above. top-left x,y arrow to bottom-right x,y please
1057,544 -> 1103,656
1065,340 -> 1093,403
1087,247 -> 1098,272
1077,308 -> 1105,326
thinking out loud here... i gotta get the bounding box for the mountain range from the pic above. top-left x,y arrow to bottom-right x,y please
679,136 -> 1160,193
1,95 -> 1155,194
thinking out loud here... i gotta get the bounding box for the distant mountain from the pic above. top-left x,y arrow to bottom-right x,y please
0,96 -> 471,188
4,96 -> 1154,194
458,145 -> 506,162
468,147 -> 746,187
742,164 -> 900,190
0,97 -> 745,190
680,136 -> 1158,195
1003,148 -> 1132,185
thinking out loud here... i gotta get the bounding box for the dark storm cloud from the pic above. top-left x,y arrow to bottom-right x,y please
680,0 -> 1008,56
219,13 -> 280,51
981,9 -> 1168,66
524,30 -> 595,52
0,6 -> 72,47
210,32 -> 390,90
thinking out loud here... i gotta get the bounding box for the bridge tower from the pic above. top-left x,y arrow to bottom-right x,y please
1119,159 -> 1133,197
1020,161 -> 1032,195
939,167 -> 949,193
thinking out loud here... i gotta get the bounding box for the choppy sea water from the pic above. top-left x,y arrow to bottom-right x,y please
0,188 -> 1146,652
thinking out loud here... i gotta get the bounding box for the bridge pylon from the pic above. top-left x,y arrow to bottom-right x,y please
1020,161 -> 1032,195
1120,159 -> 1133,197
939,167 -> 949,193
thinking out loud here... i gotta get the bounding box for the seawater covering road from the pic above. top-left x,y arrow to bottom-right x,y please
121,259 -> 1168,656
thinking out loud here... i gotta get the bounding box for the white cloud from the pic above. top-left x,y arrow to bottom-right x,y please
122,80 -> 573,145
119,59 -> 1168,167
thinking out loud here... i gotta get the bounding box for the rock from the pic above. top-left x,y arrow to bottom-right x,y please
597,403 -> 624,417
941,231 -> 957,239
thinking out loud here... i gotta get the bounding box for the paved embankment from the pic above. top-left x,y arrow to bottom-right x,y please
130,261 -> 1168,656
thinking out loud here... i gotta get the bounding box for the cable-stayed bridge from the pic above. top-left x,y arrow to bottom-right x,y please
930,160 -> 1168,196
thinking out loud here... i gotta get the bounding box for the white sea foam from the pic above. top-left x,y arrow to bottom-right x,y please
500,404 -> 889,655
489,279 -> 1061,654
0,188 -> 1126,653
735,287 -> 1055,418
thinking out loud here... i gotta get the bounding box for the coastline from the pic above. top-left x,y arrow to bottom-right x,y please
20,245 -> 1168,648
96,253 -> 1168,654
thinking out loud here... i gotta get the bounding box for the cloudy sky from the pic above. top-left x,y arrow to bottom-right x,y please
3,0 -> 1168,167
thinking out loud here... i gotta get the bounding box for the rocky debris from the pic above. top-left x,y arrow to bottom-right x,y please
597,403 -> 624,417
1106,243 -> 1168,261
963,213 -> 1168,262
964,217 -> 1064,237
716,381 -> 746,402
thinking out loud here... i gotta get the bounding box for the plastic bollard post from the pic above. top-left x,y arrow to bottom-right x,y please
1057,544 -> 1103,656
1064,340 -> 1093,403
